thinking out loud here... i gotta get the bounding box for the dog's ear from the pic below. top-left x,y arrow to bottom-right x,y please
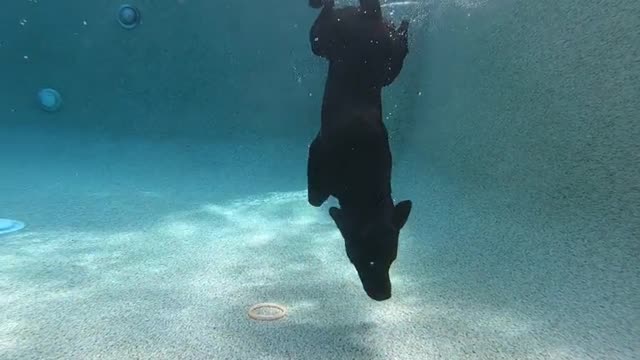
392,200 -> 412,230
329,207 -> 344,228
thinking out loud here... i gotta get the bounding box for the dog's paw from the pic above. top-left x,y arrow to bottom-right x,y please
308,191 -> 329,207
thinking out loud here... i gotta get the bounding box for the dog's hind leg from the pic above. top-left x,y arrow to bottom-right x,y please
307,136 -> 331,207
359,0 -> 382,19
309,0 -> 336,58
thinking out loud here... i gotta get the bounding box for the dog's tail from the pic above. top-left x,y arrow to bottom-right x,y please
309,0 -> 323,9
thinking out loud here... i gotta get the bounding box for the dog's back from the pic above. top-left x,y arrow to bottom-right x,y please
320,108 -> 392,210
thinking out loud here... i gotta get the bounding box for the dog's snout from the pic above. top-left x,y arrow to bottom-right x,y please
366,287 -> 391,301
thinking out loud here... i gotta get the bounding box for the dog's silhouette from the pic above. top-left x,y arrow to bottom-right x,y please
307,0 -> 412,301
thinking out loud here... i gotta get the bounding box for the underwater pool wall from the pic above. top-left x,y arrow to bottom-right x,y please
0,0 -> 327,140
399,0 -> 638,349
406,0 -> 639,222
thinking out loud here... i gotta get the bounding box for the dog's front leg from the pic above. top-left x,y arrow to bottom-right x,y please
307,136 -> 331,207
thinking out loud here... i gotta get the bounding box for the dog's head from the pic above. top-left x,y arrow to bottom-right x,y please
329,200 -> 412,301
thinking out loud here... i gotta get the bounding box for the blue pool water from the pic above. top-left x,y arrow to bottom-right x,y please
0,0 -> 638,359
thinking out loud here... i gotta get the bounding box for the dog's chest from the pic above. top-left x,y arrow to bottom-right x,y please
323,132 -> 390,199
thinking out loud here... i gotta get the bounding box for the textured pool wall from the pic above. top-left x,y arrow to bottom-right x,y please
0,0 -> 328,140
1,0 -> 638,354
405,0 -> 639,225
399,0 -> 639,348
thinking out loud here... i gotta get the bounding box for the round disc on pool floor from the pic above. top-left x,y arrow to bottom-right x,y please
0,219 -> 25,235
248,303 -> 287,321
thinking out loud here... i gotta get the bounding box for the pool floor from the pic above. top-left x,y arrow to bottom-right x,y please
0,125 -> 635,359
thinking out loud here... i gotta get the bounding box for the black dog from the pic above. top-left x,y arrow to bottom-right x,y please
307,0 -> 412,301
